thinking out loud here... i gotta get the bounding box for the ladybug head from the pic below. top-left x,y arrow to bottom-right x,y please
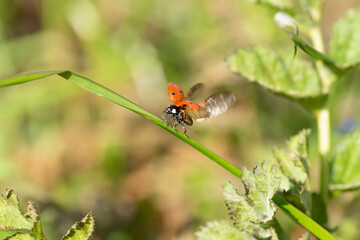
163,105 -> 181,115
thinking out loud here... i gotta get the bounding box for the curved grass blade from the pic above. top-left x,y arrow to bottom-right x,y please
273,194 -> 335,240
0,70 -> 335,240
0,70 -> 242,179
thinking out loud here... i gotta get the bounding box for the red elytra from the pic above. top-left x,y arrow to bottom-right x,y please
168,83 -> 200,112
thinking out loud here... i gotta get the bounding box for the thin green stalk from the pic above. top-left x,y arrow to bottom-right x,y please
316,109 -> 330,202
273,194 -> 335,240
0,70 -> 335,240
310,17 -> 331,204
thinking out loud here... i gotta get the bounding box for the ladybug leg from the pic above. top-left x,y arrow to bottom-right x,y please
166,114 -> 175,126
171,115 -> 178,131
179,121 -> 189,138
163,111 -> 168,123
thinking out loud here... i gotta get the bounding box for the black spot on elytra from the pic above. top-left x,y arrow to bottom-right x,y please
172,92 -> 175,95
190,101 -> 193,103
179,90 -> 183,93
170,83 -> 175,85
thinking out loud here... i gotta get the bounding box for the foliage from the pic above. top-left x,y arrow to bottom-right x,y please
61,212 -> 95,240
273,129 -> 311,213
196,221 -> 255,240
222,161 -> 279,238
0,190 -> 94,239
0,0 -> 360,239
329,9 -> 360,68
196,130 -> 332,239
330,131 -> 360,192
0,70 -> 333,240
227,45 -> 323,100
196,160 -> 280,239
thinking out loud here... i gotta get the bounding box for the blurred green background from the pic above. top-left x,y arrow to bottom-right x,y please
0,0 -> 359,239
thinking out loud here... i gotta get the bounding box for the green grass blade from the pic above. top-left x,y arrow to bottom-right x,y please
0,70 -> 242,178
273,194 -> 335,240
0,70 -> 334,240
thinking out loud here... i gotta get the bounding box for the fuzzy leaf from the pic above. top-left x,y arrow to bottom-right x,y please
330,131 -> 360,192
227,45 -> 327,110
0,189 -> 34,231
223,161 -> 280,238
195,221 -> 255,240
61,212 -> 95,240
1,193 -> 46,240
273,129 -> 311,213
5,221 -> 46,240
241,161 -> 279,221
223,182 -> 266,237
5,235 -> 35,240
329,9 -> 360,70
273,129 -> 310,186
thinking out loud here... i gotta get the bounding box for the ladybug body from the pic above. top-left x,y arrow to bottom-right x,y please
163,83 -> 236,137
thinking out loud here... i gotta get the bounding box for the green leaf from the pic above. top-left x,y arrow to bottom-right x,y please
0,192 -> 46,240
329,9 -> 360,69
330,131 -> 360,192
223,161 -> 280,238
227,45 -> 327,110
5,221 -> 46,240
273,129 -> 310,187
273,129 -> 311,213
61,212 -> 95,240
0,189 -> 34,231
195,221 -> 255,240
241,161 -> 280,222
24,202 -> 46,240
0,71 -> 61,87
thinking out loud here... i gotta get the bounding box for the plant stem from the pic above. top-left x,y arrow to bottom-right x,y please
309,24 -> 331,91
316,109 -> 330,202
273,194 -> 335,240
310,17 -> 331,204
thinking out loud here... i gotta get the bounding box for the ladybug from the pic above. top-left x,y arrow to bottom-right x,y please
163,83 -> 236,137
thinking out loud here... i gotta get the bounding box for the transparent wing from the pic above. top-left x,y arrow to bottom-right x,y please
188,92 -> 236,121
186,105 -> 210,120
185,83 -> 204,100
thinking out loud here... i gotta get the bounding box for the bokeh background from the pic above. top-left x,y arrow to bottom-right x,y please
0,0 -> 359,239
